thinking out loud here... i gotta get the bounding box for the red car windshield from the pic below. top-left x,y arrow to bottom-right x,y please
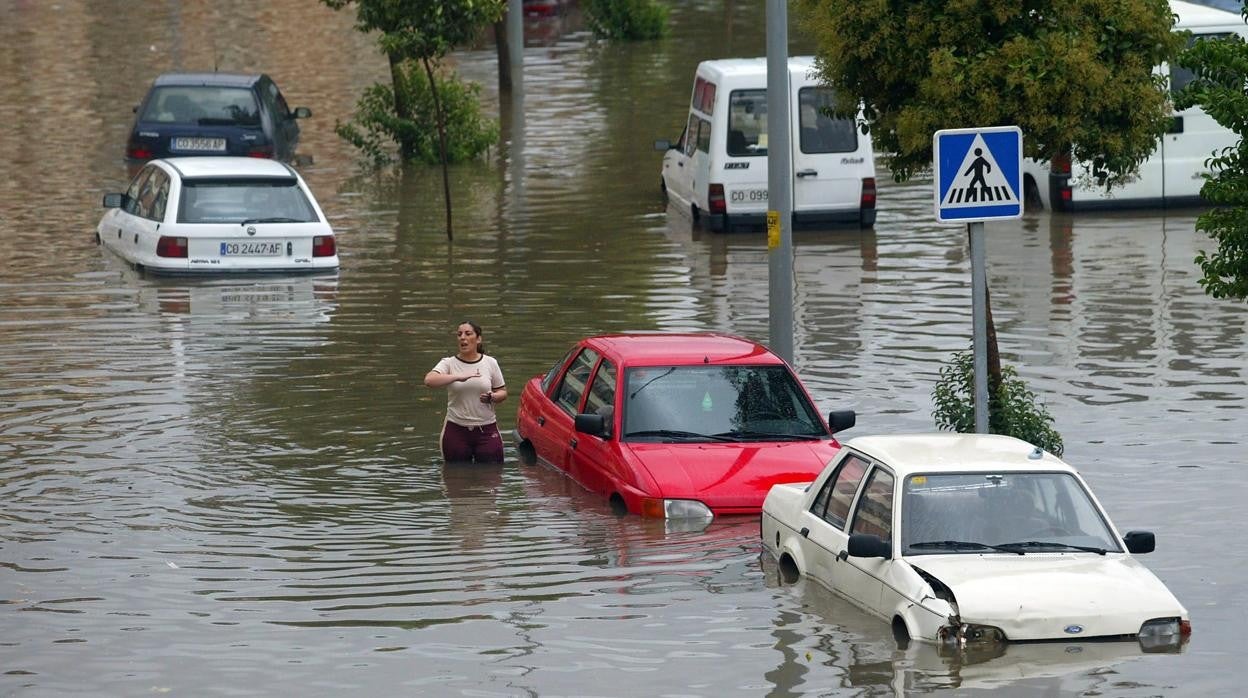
622,365 -> 826,442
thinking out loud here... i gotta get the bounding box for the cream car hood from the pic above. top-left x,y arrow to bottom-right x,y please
910,554 -> 1187,640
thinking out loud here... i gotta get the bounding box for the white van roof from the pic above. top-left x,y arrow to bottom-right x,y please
696,56 -> 817,82
1172,0 -> 1243,29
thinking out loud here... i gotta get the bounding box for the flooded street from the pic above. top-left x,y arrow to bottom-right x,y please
2,1 -> 1246,695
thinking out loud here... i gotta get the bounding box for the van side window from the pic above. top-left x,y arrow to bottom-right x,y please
798,87 -> 858,154
684,114 -> 699,157
696,117 -> 711,153
1170,33 -> 1231,96
692,78 -> 716,115
701,82 -> 716,114
727,89 -> 767,157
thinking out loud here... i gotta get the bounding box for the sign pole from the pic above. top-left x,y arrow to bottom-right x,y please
969,221 -> 989,434
765,0 -> 794,365
933,126 -> 1020,436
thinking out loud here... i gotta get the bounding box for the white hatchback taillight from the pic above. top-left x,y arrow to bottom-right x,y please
312,235 -> 336,257
156,236 -> 188,258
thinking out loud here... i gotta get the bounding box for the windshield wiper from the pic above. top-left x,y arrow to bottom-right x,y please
623,429 -> 737,443
714,430 -> 822,441
909,540 -> 1024,555
240,217 -> 303,225
996,541 -> 1108,555
628,367 -> 675,399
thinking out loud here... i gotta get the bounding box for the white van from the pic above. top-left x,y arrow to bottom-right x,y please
657,56 -> 877,232
1024,0 -> 1248,211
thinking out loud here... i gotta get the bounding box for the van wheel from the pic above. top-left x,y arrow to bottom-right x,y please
1024,176 -> 1043,212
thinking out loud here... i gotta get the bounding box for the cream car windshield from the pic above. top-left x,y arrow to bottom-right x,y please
902,472 -> 1122,555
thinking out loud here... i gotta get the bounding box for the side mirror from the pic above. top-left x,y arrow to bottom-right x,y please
847,533 -> 891,559
654,139 -> 673,151
293,106 -> 312,119
828,409 -> 856,434
574,413 -> 607,438
102,193 -> 124,208
1123,530 -> 1155,554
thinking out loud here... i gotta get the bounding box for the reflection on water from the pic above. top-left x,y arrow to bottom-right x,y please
1,0 -> 1245,695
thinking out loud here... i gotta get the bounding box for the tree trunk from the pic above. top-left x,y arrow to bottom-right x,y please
423,56 -> 453,241
984,284 -> 1003,400
389,53 -> 414,161
494,20 -> 512,92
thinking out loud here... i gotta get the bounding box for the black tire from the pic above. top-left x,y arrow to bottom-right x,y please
1024,176 -> 1043,212
517,440 -> 537,466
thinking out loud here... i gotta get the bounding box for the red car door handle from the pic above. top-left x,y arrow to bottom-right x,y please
569,438 -> 578,450
537,416 -> 545,426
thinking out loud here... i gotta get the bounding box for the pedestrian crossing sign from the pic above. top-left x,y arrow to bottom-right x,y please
933,126 -> 1023,222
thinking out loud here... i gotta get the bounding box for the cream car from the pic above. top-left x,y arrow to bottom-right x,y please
97,157 -> 338,275
761,434 -> 1189,653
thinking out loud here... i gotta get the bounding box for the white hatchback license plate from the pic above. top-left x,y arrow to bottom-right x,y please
174,137 -> 226,152
220,241 -> 283,256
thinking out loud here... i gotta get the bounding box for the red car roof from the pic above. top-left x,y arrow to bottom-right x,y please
583,332 -> 784,367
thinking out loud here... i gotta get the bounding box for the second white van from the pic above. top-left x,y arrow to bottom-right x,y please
1024,0 -> 1248,211
657,56 -> 877,232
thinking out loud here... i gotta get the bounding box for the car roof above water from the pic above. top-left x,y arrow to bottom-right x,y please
160,156 -> 297,179
845,433 -> 1075,477
152,72 -> 264,88
587,332 -> 786,367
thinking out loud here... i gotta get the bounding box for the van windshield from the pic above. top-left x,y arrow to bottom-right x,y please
798,87 -> 858,154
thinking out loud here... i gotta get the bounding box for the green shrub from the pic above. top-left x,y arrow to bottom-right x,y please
932,350 -> 1064,456
336,63 -> 498,167
583,0 -> 668,40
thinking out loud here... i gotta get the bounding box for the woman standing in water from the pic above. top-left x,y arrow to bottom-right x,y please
424,321 -> 507,463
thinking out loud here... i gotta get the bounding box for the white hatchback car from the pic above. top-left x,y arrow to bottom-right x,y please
97,157 -> 338,274
762,434 -> 1189,653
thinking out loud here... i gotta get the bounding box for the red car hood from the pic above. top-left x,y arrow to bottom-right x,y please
624,440 -> 838,513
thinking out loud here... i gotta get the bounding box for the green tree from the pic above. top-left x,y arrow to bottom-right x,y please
324,0 -> 506,239
1176,18 -> 1248,301
795,0 -> 1184,442
583,0 -> 669,41
796,0 -> 1185,185
932,350 -> 1064,456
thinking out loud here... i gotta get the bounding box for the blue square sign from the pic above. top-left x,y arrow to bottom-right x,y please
933,126 -> 1023,222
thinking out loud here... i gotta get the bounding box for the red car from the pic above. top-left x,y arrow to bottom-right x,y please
514,332 -> 855,520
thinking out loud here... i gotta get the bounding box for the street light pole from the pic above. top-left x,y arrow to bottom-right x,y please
765,0 -> 794,364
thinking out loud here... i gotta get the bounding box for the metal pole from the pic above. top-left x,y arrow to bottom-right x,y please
765,0 -> 794,364
969,221 -> 989,433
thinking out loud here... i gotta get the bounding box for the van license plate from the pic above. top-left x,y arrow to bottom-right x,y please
731,189 -> 768,203
220,241 -> 282,256
174,137 -> 227,151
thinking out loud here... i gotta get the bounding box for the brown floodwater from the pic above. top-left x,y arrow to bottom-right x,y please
1,1 -> 1245,695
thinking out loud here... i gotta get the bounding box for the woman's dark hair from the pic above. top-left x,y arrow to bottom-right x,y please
460,320 -> 485,354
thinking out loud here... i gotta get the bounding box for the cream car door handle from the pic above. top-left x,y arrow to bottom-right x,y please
796,169 -> 818,178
